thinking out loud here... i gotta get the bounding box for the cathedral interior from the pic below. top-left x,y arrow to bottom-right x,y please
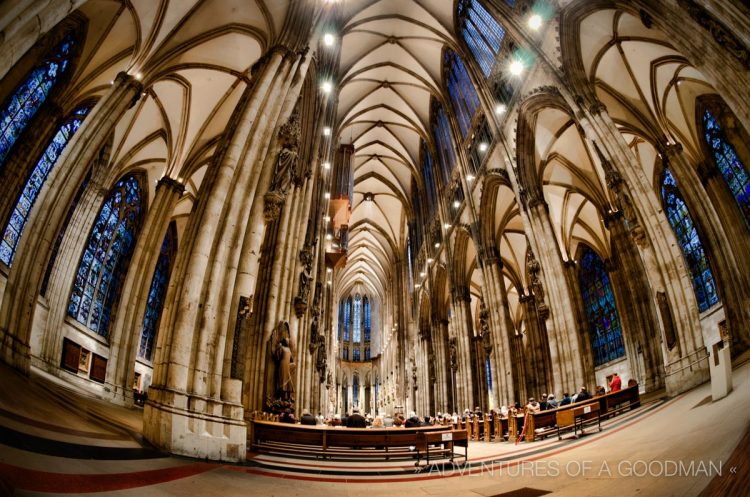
0,0 -> 749,495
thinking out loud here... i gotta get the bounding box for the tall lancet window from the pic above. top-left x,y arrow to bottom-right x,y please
138,222 -> 177,361
363,296 -> 371,342
342,296 -> 351,342
68,173 -> 146,338
432,100 -> 456,184
353,293 -> 362,343
577,245 -> 625,367
0,33 -> 76,170
1,105 -> 89,266
444,49 -> 480,137
457,0 -> 506,77
661,168 -> 719,312
703,110 -> 750,227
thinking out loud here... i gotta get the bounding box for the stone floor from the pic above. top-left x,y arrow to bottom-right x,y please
0,360 -> 749,496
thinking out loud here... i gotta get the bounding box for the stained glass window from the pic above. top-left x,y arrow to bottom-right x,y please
353,293 -> 362,343
421,140 -> 439,218
577,245 -> 625,367
353,375 -> 359,406
457,0 -> 506,77
444,49 -> 480,138
0,33 -> 76,171
703,110 -> 750,228
343,347 -> 349,361
338,300 -> 345,340
1,106 -> 89,266
353,348 -> 360,362
661,168 -> 719,312
485,356 -> 492,391
363,295 -> 371,342
365,347 -> 371,361
67,174 -> 146,338
343,296 -> 351,341
432,100 -> 456,184
138,222 -> 177,361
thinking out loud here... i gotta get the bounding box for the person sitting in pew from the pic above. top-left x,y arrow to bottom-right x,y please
595,385 -> 606,396
279,408 -> 296,424
559,393 -> 572,406
546,394 -> 558,409
575,386 -> 592,403
405,415 -> 422,428
540,393 -> 548,411
346,408 -> 367,428
526,397 -> 541,414
371,415 -> 385,428
300,410 -> 316,425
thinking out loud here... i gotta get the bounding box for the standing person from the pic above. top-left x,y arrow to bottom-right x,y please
609,372 -> 622,392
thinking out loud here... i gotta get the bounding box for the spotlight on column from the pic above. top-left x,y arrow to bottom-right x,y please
324,192 -> 331,199
323,161 -> 331,170
419,272 -> 426,278
528,14 -> 543,31
414,284 -> 421,289
478,142 -> 488,152
453,200 -> 460,208
321,81 -> 333,94
509,60 -> 524,76
427,258 -> 434,264
323,126 -> 332,136
444,223 -> 451,229
434,242 -> 441,248
323,33 -> 336,46
324,215 -> 331,222
326,234 -> 333,241
495,103 -> 507,115
467,174 -> 475,182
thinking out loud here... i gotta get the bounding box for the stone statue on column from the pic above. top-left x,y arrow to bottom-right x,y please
264,108 -> 300,222
269,321 -> 296,410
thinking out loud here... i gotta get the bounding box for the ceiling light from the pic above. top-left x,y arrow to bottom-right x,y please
323,161 -> 331,170
427,258 -> 433,263
467,174 -> 475,182
327,268 -> 332,273
321,81 -> 333,94
453,200 -> 460,208
528,14 -> 543,31
326,234 -> 333,240
444,223 -> 451,230
324,215 -> 331,222
478,142 -> 488,152
323,33 -> 336,46
414,284 -> 421,289
323,126 -> 331,136
434,242 -> 441,248
495,103 -> 507,115
419,272 -> 426,277
327,280 -> 332,285
324,192 -> 331,199
509,60 -> 524,76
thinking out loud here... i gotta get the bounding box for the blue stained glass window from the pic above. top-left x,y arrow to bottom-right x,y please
138,222 -> 177,361
353,293 -> 362,343
353,375 -> 359,406
68,174 -> 146,338
577,245 -> 625,367
338,300 -> 345,340
343,347 -> 349,361
661,168 -> 719,312
363,296 -> 371,342
432,101 -> 456,184
444,49 -> 480,138
0,33 -> 75,171
703,110 -> 750,228
485,356 -> 492,391
365,347 -> 371,361
457,0 -> 506,77
343,297 -> 351,341
1,106 -> 89,266
421,140 -> 439,218
353,348 -> 360,362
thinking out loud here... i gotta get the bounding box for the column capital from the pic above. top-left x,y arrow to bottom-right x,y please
157,176 -> 186,195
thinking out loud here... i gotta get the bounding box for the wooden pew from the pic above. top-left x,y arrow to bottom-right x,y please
555,402 -> 601,440
251,420 -> 447,460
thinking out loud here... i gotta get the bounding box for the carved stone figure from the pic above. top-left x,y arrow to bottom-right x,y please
449,337 -> 458,371
271,321 -> 295,401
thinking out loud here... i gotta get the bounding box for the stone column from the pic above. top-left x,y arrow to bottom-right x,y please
105,177 -> 185,404
144,24 -> 315,460
0,72 -> 143,372
578,104 -> 709,394
523,199 -> 585,395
